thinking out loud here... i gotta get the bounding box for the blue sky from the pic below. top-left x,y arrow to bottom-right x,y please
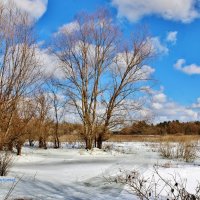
11,0 -> 200,122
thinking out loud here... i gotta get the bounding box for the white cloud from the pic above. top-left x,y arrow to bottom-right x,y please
166,31 -> 178,44
57,21 -> 79,35
110,51 -> 155,80
125,86 -> 200,123
149,37 -> 169,55
3,0 -> 48,20
142,65 -> 155,78
111,0 -> 200,23
36,46 -> 64,79
149,89 -> 200,123
153,93 -> 167,103
152,102 -> 163,110
192,98 -> 200,109
174,59 -> 200,75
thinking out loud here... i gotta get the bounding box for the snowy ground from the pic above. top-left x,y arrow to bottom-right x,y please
1,142 -> 200,200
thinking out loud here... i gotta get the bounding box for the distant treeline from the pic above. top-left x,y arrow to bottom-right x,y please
120,120 -> 200,135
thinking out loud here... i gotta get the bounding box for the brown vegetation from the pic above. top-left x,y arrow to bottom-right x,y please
0,2 -> 43,152
121,120 -> 200,135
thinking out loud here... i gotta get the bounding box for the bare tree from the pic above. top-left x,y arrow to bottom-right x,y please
34,91 -> 51,149
48,79 -> 66,148
0,2 -> 43,150
13,97 -> 38,155
53,10 -> 153,149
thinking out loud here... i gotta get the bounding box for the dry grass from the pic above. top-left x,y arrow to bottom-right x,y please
108,134 -> 200,143
58,135 -> 83,143
52,134 -> 200,144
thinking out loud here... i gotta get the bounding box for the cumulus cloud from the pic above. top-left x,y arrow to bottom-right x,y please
3,0 -> 48,20
142,65 -> 155,78
192,98 -> 200,109
36,45 -> 64,79
166,31 -> 178,44
57,21 -> 80,35
174,59 -> 200,75
124,86 -> 200,123
109,51 -> 155,82
111,0 -> 200,23
153,93 -> 167,103
149,37 -> 169,55
149,88 -> 200,123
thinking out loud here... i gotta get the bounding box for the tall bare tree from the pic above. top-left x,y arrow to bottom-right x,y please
0,2 -> 43,150
48,79 -> 66,148
53,10 -> 153,149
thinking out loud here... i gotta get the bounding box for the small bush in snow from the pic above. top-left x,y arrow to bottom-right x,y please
103,144 -> 114,152
158,142 -> 198,162
159,142 -> 174,158
0,151 -> 13,176
181,142 -> 198,162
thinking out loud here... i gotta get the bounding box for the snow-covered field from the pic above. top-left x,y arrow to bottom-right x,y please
1,142 -> 200,200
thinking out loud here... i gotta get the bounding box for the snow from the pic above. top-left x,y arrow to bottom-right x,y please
0,142 -> 200,199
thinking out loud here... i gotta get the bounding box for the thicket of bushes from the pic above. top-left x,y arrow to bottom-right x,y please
158,142 -> 198,162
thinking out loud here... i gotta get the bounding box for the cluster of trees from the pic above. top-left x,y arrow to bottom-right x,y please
0,3 -> 43,154
0,0 -> 198,154
0,1 -> 154,153
121,120 -> 200,135
0,2 -> 68,154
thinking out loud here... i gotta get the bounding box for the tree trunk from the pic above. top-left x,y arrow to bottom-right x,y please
85,138 -> 93,150
29,139 -> 34,147
97,135 -> 103,149
43,140 -> 47,149
53,134 -> 60,149
94,137 -> 97,148
54,137 -> 60,149
0,141 -> 3,151
54,139 -> 58,149
57,137 -> 60,148
39,137 -> 43,148
54,121 -> 60,148
16,144 -> 22,156
7,142 -> 13,151
39,137 -> 47,149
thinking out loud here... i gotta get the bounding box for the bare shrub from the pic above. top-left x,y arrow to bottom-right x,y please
158,142 -> 198,162
159,142 -> 174,159
103,144 -> 133,154
181,142 -> 198,162
103,144 -> 114,152
155,161 -> 174,168
0,151 -> 13,176
107,167 -> 200,200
